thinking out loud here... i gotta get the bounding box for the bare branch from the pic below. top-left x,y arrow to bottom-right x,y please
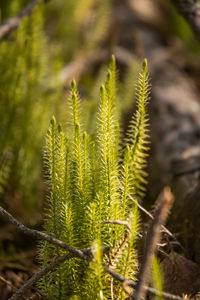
171,0 -> 200,39
117,179 -> 184,250
102,220 -> 143,239
8,255 -> 183,300
104,265 -> 183,300
9,253 -> 73,300
131,187 -> 174,300
1,204 -> 181,300
0,0 -> 50,39
0,205 -> 90,261
0,275 -> 17,292
102,220 -> 130,229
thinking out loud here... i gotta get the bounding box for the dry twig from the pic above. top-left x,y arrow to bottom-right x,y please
0,203 -> 182,300
104,265 -> 183,300
0,275 -> 17,291
0,0 -> 50,39
131,187 -> 174,300
0,205 -> 90,261
8,257 -> 183,300
8,251 -> 182,300
102,220 -> 130,229
9,253 -> 73,300
118,179 -> 184,250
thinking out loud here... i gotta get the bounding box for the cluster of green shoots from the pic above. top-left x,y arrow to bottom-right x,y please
0,3 -> 54,208
0,0 -> 112,211
39,57 -> 151,299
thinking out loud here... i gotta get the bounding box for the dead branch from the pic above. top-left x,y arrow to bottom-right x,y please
1,204 -> 180,300
118,179 -> 184,250
0,0 -> 50,39
131,187 -> 174,300
9,252 -> 73,300
171,0 -> 200,39
0,205 -> 90,261
104,265 -> 183,300
102,220 -> 143,239
102,220 -> 130,228
8,255 -> 182,300
0,275 -> 17,291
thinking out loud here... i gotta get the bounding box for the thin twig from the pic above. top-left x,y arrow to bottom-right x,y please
171,0 -> 200,39
104,265 -> 183,300
118,179 -> 184,250
9,253 -> 73,300
102,220 -> 143,239
131,187 -> 174,300
9,258 -> 182,300
0,275 -> 17,291
0,205 -> 90,261
0,0 -> 50,39
1,205 -> 181,300
102,220 -> 130,229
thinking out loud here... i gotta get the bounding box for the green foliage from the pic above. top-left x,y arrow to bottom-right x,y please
39,57 -> 151,298
84,0 -> 112,52
0,152 -> 12,197
46,0 -> 112,60
0,0 -> 112,212
152,256 -> 164,300
125,58 -> 151,200
0,3 -> 56,209
81,239 -> 105,299
80,56 -> 139,137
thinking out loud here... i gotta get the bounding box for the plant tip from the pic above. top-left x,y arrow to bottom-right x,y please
111,55 -> 115,64
100,84 -> 105,93
71,79 -> 76,90
50,116 -> 56,125
107,70 -> 111,80
142,58 -> 148,72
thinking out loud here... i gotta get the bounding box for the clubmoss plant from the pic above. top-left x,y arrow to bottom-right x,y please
39,56 -> 151,299
0,3 -> 55,209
